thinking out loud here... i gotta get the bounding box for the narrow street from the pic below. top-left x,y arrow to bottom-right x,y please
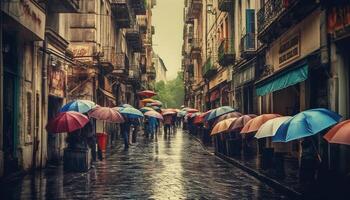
0,130 -> 289,199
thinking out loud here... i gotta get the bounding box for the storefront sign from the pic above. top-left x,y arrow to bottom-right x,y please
49,67 -> 66,97
70,44 -> 95,58
278,34 -> 300,66
2,0 -> 45,40
328,5 -> 350,39
209,69 -> 228,89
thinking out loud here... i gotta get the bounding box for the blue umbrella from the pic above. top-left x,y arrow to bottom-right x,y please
60,100 -> 96,113
206,106 -> 236,121
273,108 -> 342,142
120,107 -> 144,119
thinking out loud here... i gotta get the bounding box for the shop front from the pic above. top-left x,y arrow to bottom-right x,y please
256,9 -> 322,160
1,0 -> 45,176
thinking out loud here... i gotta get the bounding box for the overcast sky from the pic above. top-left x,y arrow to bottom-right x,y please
152,0 -> 184,80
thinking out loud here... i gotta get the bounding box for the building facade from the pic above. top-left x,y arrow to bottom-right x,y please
182,0 -> 350,176
152,53 -> 167,82
0,0 -> 156,178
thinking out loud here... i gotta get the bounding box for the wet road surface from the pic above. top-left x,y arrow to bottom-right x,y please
0,129 -> 290,199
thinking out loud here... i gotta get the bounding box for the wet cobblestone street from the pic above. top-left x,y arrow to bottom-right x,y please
0,130 -> 290,199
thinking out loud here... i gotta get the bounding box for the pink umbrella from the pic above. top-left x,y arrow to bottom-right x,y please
324,120 -> 350,145
88,106 -> 125,123
187,108 -> 199,113
46,111 -> 89,133
144,111 -> 163,120
163,111 -> 177,116
229,114 -> 257,132
241,114 -> 281,134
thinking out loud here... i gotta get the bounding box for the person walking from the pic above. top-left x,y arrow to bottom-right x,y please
163,115 -> 172,135
130,118 -> 140,143
148,117 -> 158,139
120,119 -> 130,150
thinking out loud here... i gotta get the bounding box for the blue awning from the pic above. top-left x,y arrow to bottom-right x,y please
256,64 -> 308,96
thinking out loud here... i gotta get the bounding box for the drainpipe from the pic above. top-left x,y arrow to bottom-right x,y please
41,38 -> 48,167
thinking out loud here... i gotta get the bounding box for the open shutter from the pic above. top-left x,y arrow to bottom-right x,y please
245,9 -> 255,49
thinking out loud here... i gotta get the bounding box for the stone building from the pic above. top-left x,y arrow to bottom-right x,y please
152,53 -> 167,82
0,0 -> 156,178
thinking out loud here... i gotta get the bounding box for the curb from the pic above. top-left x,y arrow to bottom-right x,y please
188,132 -> 302,199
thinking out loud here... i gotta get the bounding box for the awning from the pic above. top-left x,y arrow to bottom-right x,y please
256,64 -> 308,96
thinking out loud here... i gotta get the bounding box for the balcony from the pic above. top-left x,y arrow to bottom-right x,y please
202,57 -> 217,79
257,0 -> 318,43
188,0 -> 202,18
111,0 -> 132,28
218,0 -> 233,12
127,68 -> 142,83
100,47 -> 116,73
151,26 -> 155,35
218,39 -> 235,66
185,8 -> 194,24
190,38 -> 202,59
130,0 -> 147,15
50,0 -> 79,13
240,33 -> 257,58
126,24 -> 142,52
112,53 -> 129,76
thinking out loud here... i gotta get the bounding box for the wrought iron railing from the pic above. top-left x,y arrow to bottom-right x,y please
218,38 -> 234,61
257,0 -> 299,33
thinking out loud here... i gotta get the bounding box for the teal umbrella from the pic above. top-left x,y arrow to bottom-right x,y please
120,107 -> 144,119
206,106 -> 236,121
121,104 -> 133,108
273,108 -> 342,142
60,100 -> 96,113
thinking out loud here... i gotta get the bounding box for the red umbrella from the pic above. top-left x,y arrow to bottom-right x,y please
193,110 -> 213,125
187,108 -> 199,113
324,120 -> 350,145
88,107 -> 125,123
137,90 -> 157,98
46,111 -> 89,133
229,114 -> 257,132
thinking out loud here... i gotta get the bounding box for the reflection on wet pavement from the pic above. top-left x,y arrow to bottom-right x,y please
0,130 -> 290,199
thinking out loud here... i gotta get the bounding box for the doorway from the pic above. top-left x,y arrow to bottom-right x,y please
2,32 -> 19,174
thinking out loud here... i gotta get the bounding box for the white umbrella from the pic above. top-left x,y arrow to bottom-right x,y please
255,116 -> 292,139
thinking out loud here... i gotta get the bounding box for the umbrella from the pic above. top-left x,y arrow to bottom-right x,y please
150,102 -> 162,106
120,107 -> 144,119
113,106 -> 124,111
273,108 -> 342,142
193,110 -> 213,125
139,107 -> 154,113
137,90 -> 157,98
324,120 -> 350,145
186,108 -> 199,113
144,111 -> 163,120
229,114 -> 257,131
163,111 -> 177,116
213,111 -> 242,126
241,114 -> 281,134
211,118 -> 237,136
180,105 -> 185,108
206,106 -> 236,121
88,107 -> 125,123
60,100 -> 96,113
255,116 -> 292,139
177,110 -> 187,117
141,98 -> 156,103
121,104 -> 133,108
46,111 -> 89,133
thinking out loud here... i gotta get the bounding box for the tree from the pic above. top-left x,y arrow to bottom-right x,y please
154,72 -> 184,108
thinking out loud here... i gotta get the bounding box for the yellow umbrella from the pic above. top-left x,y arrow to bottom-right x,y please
141,98 -> 156,103
211,118 -> 237,136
